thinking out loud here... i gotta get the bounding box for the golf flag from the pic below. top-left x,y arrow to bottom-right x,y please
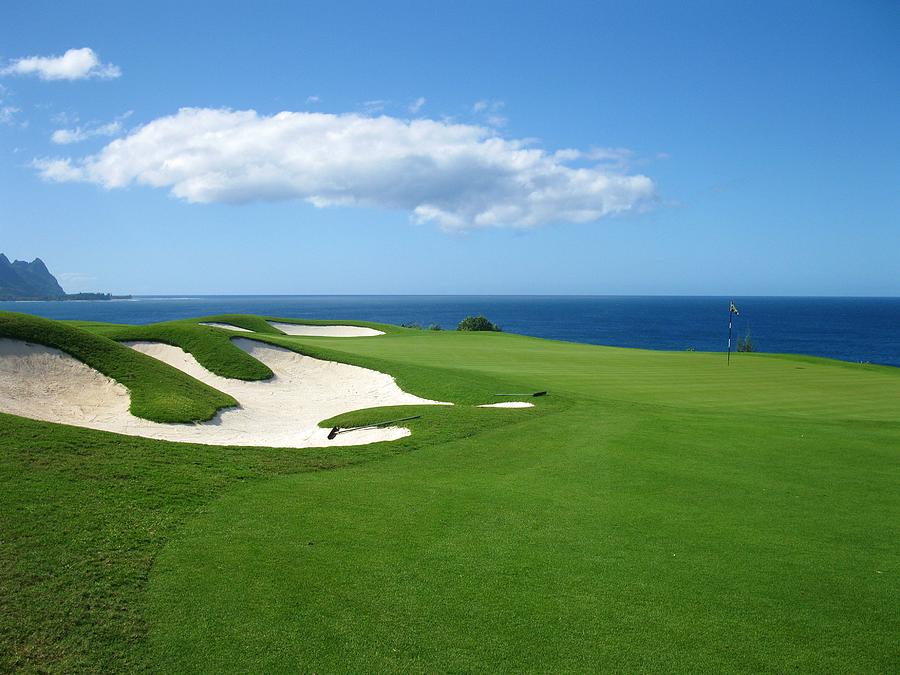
727,300 -> 738,364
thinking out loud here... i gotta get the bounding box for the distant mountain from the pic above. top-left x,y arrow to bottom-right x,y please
0,255 -> 25,294
0,253 -> 128,301
11,256 -> 66,297
0,254 -> 66,299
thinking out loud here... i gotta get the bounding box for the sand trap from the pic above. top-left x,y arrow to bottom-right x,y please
199,322 -> 253,332
269,321 -> 385,337
0,337 -> 449,448
477,401 -> 535,408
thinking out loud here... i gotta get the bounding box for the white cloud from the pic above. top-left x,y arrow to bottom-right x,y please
32,107 -> 656,231
51,128 -> 88,144
1,48 -> 120,81
409,97 -> 426,114
32,157 -> 84,181
306,95 -> 320,104
51,111 -> 132,144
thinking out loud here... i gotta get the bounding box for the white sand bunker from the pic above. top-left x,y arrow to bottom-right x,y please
477,401 -> 535,408
199,322 -> 253,332
269,321 -> 384,337
0,337 -> 448,448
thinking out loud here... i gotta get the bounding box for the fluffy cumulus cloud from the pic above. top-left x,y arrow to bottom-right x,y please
1,48 -> 120,81
33,107 -> 655,230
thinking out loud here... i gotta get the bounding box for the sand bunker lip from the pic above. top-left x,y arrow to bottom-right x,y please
198,322 -> 254,332
0,337 -> 449,448
477,401 -> 535,408
269,321 -> 385,337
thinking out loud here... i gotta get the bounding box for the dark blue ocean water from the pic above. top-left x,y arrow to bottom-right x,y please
2,295 -> 898,367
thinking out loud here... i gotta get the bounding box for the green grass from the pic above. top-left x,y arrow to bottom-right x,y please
74,316 -> 517,406
1,314 -> 898,672
0,312 -> 236,422
71,319 -> 275,381
0,413 -> 414,672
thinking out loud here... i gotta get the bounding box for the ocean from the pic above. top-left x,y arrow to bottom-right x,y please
2,295 -> 898,367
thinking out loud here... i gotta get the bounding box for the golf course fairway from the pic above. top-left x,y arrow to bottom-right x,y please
1,313 -> 897,672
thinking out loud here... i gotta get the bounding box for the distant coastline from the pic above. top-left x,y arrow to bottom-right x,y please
1,253 -> 127,302
2,295 -> 898,367
0,293 -> 132,302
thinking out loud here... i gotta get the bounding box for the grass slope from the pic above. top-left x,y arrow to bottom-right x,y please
0,312 -> 235,422
152,407 -> 899,672
147,327 -> 900,672
1,314 -> 898,672
74,320 -> 275,381
0,413 -> 414,672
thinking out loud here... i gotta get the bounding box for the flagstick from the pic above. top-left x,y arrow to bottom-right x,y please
727,300 -> 733,365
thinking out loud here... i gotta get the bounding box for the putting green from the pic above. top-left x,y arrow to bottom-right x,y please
144,328 -> 898,671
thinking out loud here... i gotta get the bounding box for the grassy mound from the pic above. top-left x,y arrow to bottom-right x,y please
77,320 -> 275,381
0,312 -> 235,422
1,313 -> 898,672
78,315 -> 515,405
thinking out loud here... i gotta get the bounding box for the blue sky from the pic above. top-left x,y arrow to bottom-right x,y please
1,0 -> 897,295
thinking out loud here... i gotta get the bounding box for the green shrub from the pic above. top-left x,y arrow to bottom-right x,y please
427,324 -> 442,331
457,315 -> 501,332
400,322 -> 422,330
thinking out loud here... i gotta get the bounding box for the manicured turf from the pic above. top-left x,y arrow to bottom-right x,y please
72,319 -> 275,381
0,412 -> 410,671
0,312 -> 236,422
77,316 -> 517,406
1,314 -> 898,672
